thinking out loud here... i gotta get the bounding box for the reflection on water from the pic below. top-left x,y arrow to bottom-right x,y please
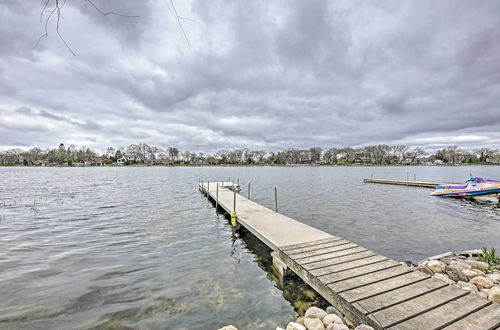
0,166 -> 498,329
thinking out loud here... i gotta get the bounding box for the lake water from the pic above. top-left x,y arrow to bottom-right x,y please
0,166 -> 499,329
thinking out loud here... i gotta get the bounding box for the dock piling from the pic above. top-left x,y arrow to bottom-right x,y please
414,173 -> 417,182
216,183 -> 219,209
207,181 -> 210,196
231,188 -> 237,226
248,182 -> 251,199
274,186 -> 278,212
406,172 -> 409,186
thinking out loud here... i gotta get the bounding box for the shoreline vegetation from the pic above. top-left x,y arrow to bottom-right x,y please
1,143 -> 499,167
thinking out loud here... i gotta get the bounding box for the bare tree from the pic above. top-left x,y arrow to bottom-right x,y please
36,0 -> 191,55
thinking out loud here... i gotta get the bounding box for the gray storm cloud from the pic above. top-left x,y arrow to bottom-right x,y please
0,0 -> 499,152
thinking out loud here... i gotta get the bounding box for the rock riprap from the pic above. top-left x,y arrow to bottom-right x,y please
281,306 -> 374,330
415,250 -> 500,304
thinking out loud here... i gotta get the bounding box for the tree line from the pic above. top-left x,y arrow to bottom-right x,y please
0,143 -> 498,166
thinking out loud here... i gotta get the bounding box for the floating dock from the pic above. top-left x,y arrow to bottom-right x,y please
363,178 -> 445,188
199,182 -> 499,329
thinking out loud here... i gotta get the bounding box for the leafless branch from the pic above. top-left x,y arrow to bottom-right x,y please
40,0 -> 51,23
170,0 -> 190,48
85,0 -> 139,18
35,0 -> 138,56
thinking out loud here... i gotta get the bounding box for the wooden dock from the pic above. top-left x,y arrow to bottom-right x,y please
363,178 -> 446,188
199,182 -> 500,329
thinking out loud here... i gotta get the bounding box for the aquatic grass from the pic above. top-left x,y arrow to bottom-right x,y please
478,247 -> 500,272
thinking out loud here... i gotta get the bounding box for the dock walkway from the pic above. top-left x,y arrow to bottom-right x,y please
199,182 -> 499,329
363,178 -> 445,188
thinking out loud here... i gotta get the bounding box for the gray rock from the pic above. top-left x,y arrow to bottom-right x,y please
355,325 -> 375,330
445,265 -> 469,282
325,306 -> 343,318
305,307 -> 328,320
439,257 -> 452,265
304,317 -> 325,330
218,326 -> 238,330
286,322 -> 306,330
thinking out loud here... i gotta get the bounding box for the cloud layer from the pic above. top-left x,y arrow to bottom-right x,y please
1,0 -> 500,152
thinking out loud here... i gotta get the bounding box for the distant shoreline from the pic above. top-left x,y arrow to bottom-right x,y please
1,163 -> 499,168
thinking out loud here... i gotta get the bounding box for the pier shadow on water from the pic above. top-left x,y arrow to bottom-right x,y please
214,200 -> 331,316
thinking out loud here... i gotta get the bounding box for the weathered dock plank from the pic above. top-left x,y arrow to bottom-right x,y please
309,250 -> 382,277
388,293 -> 490,329
318,260 -> 400,284
199,181 -> 499,329
339,271 -> 430,303
327,266 -> 413,293
353,278 -> 447,314
370,286 -> 468,328
442,303 -> 500,330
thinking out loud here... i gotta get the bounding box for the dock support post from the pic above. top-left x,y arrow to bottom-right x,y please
201,180 -> 204,193
248,182 -> 251,199
207,181 -> 210,197
414,174 -> 416,182
406,172 -> 409,186
274,186 -> 278,212
237,178 -> 240,189
231,189 -> 237,226
271,251 -> 288,279
216,183 -> 219,210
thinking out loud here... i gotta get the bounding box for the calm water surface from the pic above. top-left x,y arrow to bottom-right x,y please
0,166 -> 499,329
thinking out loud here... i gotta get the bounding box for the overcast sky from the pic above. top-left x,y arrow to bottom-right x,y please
1,0 -> 500,153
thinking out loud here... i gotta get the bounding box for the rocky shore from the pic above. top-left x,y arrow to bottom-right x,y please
218,249 -> 499,330
414,249 -> 500,303
219,305 -> 374,330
